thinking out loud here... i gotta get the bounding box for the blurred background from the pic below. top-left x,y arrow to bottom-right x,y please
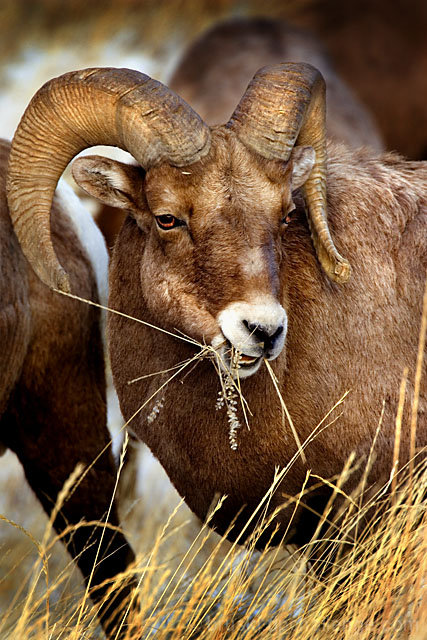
1,0 -> 426,158
0,0 -> 426,633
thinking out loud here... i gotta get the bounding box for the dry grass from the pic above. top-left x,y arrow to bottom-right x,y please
1,447 -> 425,639
1,285 -> 425,639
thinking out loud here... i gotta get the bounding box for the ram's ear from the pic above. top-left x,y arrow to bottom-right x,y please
290,146 -> 316,190
72,155 -> 146,211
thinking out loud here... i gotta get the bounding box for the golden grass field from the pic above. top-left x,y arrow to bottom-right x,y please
0,2 -> 426,638
0,414 -> 426,640
0,284 -> 425,639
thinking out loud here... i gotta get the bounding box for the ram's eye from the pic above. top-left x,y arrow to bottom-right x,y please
281,208 -> 296,226
155,214 -> 184,230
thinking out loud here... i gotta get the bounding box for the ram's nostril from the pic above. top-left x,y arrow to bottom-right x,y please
271,325 -> 284,340
245,322 -> 269,342
243,321 -> 284,351
264,325 -> 284,352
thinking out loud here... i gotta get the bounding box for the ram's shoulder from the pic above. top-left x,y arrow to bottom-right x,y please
326,143 -> 426,241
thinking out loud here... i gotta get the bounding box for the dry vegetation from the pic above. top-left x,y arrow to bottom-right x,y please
1,424 -> 426,640
1,287 -> 425,639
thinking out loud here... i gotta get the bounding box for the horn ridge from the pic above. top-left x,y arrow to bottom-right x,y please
7,67 -> 211,291
228,62 -> 351,284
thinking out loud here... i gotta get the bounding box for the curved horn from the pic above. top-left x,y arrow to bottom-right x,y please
227,63 -> 350,284
6,67 -> 211,292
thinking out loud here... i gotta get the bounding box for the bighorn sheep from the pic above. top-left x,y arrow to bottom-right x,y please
6,65 -> 426,564
0,139 -> 136,637
297,0 -> 427,159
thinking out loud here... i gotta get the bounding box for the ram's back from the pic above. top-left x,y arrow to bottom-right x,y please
170,18 -> 384,151
0,140 -> 31,416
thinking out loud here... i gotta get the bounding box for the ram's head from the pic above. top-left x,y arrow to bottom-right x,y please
7,65 -> 350,378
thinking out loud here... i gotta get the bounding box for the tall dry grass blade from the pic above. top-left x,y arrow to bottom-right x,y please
379,368 -> 409,626
0,515 -> 48,636
144,496 -> 229,635
264,359 -> 306,464
127,356 -> 200,384
410,510 -> 427,639
212,348 -> 253,429
178,469 -> 304,637
13,464 -> 84,640
391,367 -> 408,502
307,453 -> 357,573
348,400 -> 386,583
122,497 -> 196,639
53,289 -> 202,348
409,277 -> 427,484
78,430 -> 130,637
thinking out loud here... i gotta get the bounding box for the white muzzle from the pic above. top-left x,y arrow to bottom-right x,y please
212,296 -> 287,378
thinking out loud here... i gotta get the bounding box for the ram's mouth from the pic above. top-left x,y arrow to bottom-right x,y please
237,353 -> 261,368
211,335 -> 264,378
224,339 -> 262,370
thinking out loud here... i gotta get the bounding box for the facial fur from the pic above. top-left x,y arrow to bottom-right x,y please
73,127 -> 313,378
138,129 -> 308,375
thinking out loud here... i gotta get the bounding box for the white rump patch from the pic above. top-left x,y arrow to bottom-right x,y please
56,180 -> 121,451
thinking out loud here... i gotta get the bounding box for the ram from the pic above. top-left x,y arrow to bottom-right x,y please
6,65 -> 426,568
0,139 -> 136,638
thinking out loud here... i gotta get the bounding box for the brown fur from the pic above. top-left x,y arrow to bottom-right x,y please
298,0 -> 427,159
74,128 -> 426,558
0,140 -> 135,638
95,202 -> 126,250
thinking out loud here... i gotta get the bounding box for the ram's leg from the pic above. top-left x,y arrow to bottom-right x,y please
1,369 -> 138,638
